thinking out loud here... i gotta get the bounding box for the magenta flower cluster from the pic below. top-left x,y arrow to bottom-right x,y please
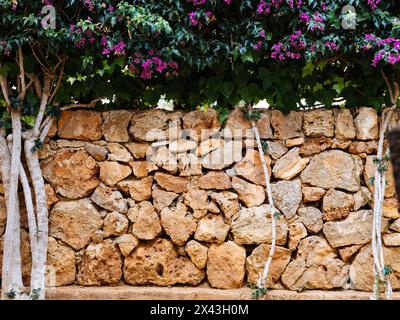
363,34 -> 400,66
129,51 -> 179,80
69,24 -> 96,49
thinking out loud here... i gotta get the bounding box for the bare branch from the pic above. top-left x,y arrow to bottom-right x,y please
61,98 -> 103,111
39,117 -> 54,143
17,47 -> 27,100
0,61 -> 11,108
48,57 -> 65,105
33,76 -> 51,136
381,70 -> 395,105
27,73 -> 43,99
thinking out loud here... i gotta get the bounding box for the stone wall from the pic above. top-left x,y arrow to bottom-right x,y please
1,106 -> 400,291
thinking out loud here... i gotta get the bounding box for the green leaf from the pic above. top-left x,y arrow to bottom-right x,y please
220,82 -> 235,99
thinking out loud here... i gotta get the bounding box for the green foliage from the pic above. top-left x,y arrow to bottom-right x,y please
6,289 -> 16,299
383,265 -> 394,276
252,287 -> 268,300
30,288 -> 41,300
31,138 -> 44,153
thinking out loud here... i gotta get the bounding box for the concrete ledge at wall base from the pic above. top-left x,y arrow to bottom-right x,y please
8,286 -> 398,300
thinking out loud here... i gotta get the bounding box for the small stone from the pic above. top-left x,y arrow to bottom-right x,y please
58,110 -> 102,141
335,109 -> 356,140
232,176 -> 265,208
196,138 -> 225,157
210,191 -> 240,220
102,110 -> 132,142
154,172 -> 188,193
169,140 -> 197,154
272,147 -> 309,180
207,200 -> 220,214
176,153 -> 203,176
182,109 -> 221,136
381,198 -> 399,219
99,161 -> 132,187
303,109 -> 334,137
322,189 -> 355,221
116,234 -> 139,257
299,137 -> 333,156
91,230 -> 104,243
130,201 -> 162,240
331,139 -> 352,149
298,207 -> 323,234
233,149 -> 271,186
103,211 -> 129,238
185,240 -> 208,269
148,146 -> 178,173
107,143 -> 133,162
194,214 -> 230,243
383,233 -> 400,246
265,141 -> 288,160
363,155 -> 396,197
198,171 -> 231,190
184,189 -> 208,218
152,188 -> 179,212
90,184 -> 127,213
270,111 -> 303,140
302,187 -> 326,202
57,139 -> 86,148
286,137 -> 304,147
125,142 -> 151,159
202,141 -> 243,170
271,179 -> 302,220
348,141 -> 378,155
337,244 -> 364,262
84,142 -> 108,161
45,184 -> 59,210
129,161 -> 158,178
256,111 -> 274,139
354,107 -> 379,140
288,222 -> 308,251
225,108 -> 252,134
207,241 -> 246,289
128,176 -> 153,202
353,187 -> 372,210
391,219 -> 400,232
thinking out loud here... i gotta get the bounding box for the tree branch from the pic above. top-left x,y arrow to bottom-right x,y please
60,98 -> 103,110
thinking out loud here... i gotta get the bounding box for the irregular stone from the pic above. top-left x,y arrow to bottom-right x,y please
194,214 -> 230,243
348,141 -> 378,155
299,137 -> 333,156
383,233 -> 400,246
90,184 -> 127,213
124,238 -> 205,285
225,108 -> 252,134
169,140 -> 197,154
202,140 -> 243,170
302,187 -> 326,202
363,155 -> 396,197
58,110 -> 102,141
42,149 -> 99,199
125,142 -> 151,159
231,205 -> 288,246
102,110 -> 132,142
207,241 -> 246,289
103,211 -> 129,238
353,187 -> 372,211
152,188 -> 179,212
335,109 -> 356,140
264,141 -> 288,160
129,161 -> 157,178
286,137 -> 304,147
234,149 -> 271,186
323,210 -> 373,248
91,230 -> 105,243
45,184 -> 59,210
160,203 -> 197,246
106,143 -> 133,162
303,109 -> 335,137
185,240 -> 208,269
130,201 -> 161,240
57,139 -> 85,148
271,179 -> 302,219
331,138 -> 352,149
198,171 -> 231,190
232,176 -> 265,208
129,109 -> 182,142
246,245 -> 291,287
128,176 -> 153,202
116,234 -> 139,257
298,207 -> 323,234
354,107 -> 379,140
337,244 -> 364,262
46,237 -> 76,287
270,110 -> 303,140
77,239 -> 122,286
272,147 -> 309,180
148,146 -> 177,173
255,111 -> 274,139
300,150 -> 362,192
391,218 -> 400,232
196,138 -> 225,157
288,222 -> 308,251
99,161 -> 132,187
154,172 -> 188,193
184,189 -> 208,218
281,236 -> 349,290
322,189 -> 355,221
350,244 -> 400,291
207,200 -> 221,214
49,199 -> 103,250
84,142 -> 108,161
210,191 -> 240,220
38,143 -> 55,160
176,153 -> 203,176
0,196 -> 6,236
182,108 -> 221,136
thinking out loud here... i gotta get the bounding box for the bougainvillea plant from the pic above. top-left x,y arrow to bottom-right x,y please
0,0 -> 399,300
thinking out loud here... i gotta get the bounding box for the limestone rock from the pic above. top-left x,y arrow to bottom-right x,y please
129,161 -> 158,178
57,139 -> 85,148
323,210 -> 373,248
130,201 -> 161,240
198,171 -> 231,190
77,239 -> 122,286
337,244 -> 364,262
270,111 -> 303,139
335,109 -> 356,140
364,155 -> 396,198
390,219 -> 400,232
196,138 -> 225,157
129,176 -> 153,202
300,150 -> 362,192
210,191 -> 240,220
281,236 -> 349,290
102,110 -> 132,142
231,205 -> 288,246
348,141 -> 378,155
46,237 -> 76,287
286,137 -> 304,147
182,108 -> 221,136
246,245 -> 291,287
225,108 -> 252,134
154,172 -> 188,193
382,198 -> 399,219
152,188 -> 179,212
184,189 -> 208,218
169,140 -> 197,154
194,214 -> 230,243
354,107 -> 379,140
288,222 -> 308,251
49,199 -> 103,250
353,187 -> 372,210
202,141 -> 243,170
299,137 -> 333,156
322,189 -> 355,221
58,110 -> 102,141
302,187 -> 326,202
271,179 -> 302,219
0,196 -> 6,236
303,109 -> 335,137
123,238 -> 205,286
264,141 -> 288,160
90,184 -> 127,213
232,176 -> 265,208
298,207 -> 323,234
84,142 -> 108,161
160,203 -> 197,246
116,234 -> 139,257
103,211 -> 129,237
42,149 -> 99,199
272,147 -> 309,180
176,153 -> 203,176
383,233 -> 400,246
185,240 -> 208,269
207,241 -> 246,289
99,161 -> 132,187
234,149 -> 271,186
148,146 -> 178,173
107,143 -> 133,162
129,109 -> 182,142
45,184 -> 59,210
125,142 -> 151,159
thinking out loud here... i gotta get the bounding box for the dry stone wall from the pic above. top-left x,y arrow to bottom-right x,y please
1,106 -> 400,291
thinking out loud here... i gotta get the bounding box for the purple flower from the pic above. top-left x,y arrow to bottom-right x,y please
102,48 -> 111,55
113,41 -> 126,56
188,11 -> 199,26
224,0 -> 232,4
140,68 -> 153,79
